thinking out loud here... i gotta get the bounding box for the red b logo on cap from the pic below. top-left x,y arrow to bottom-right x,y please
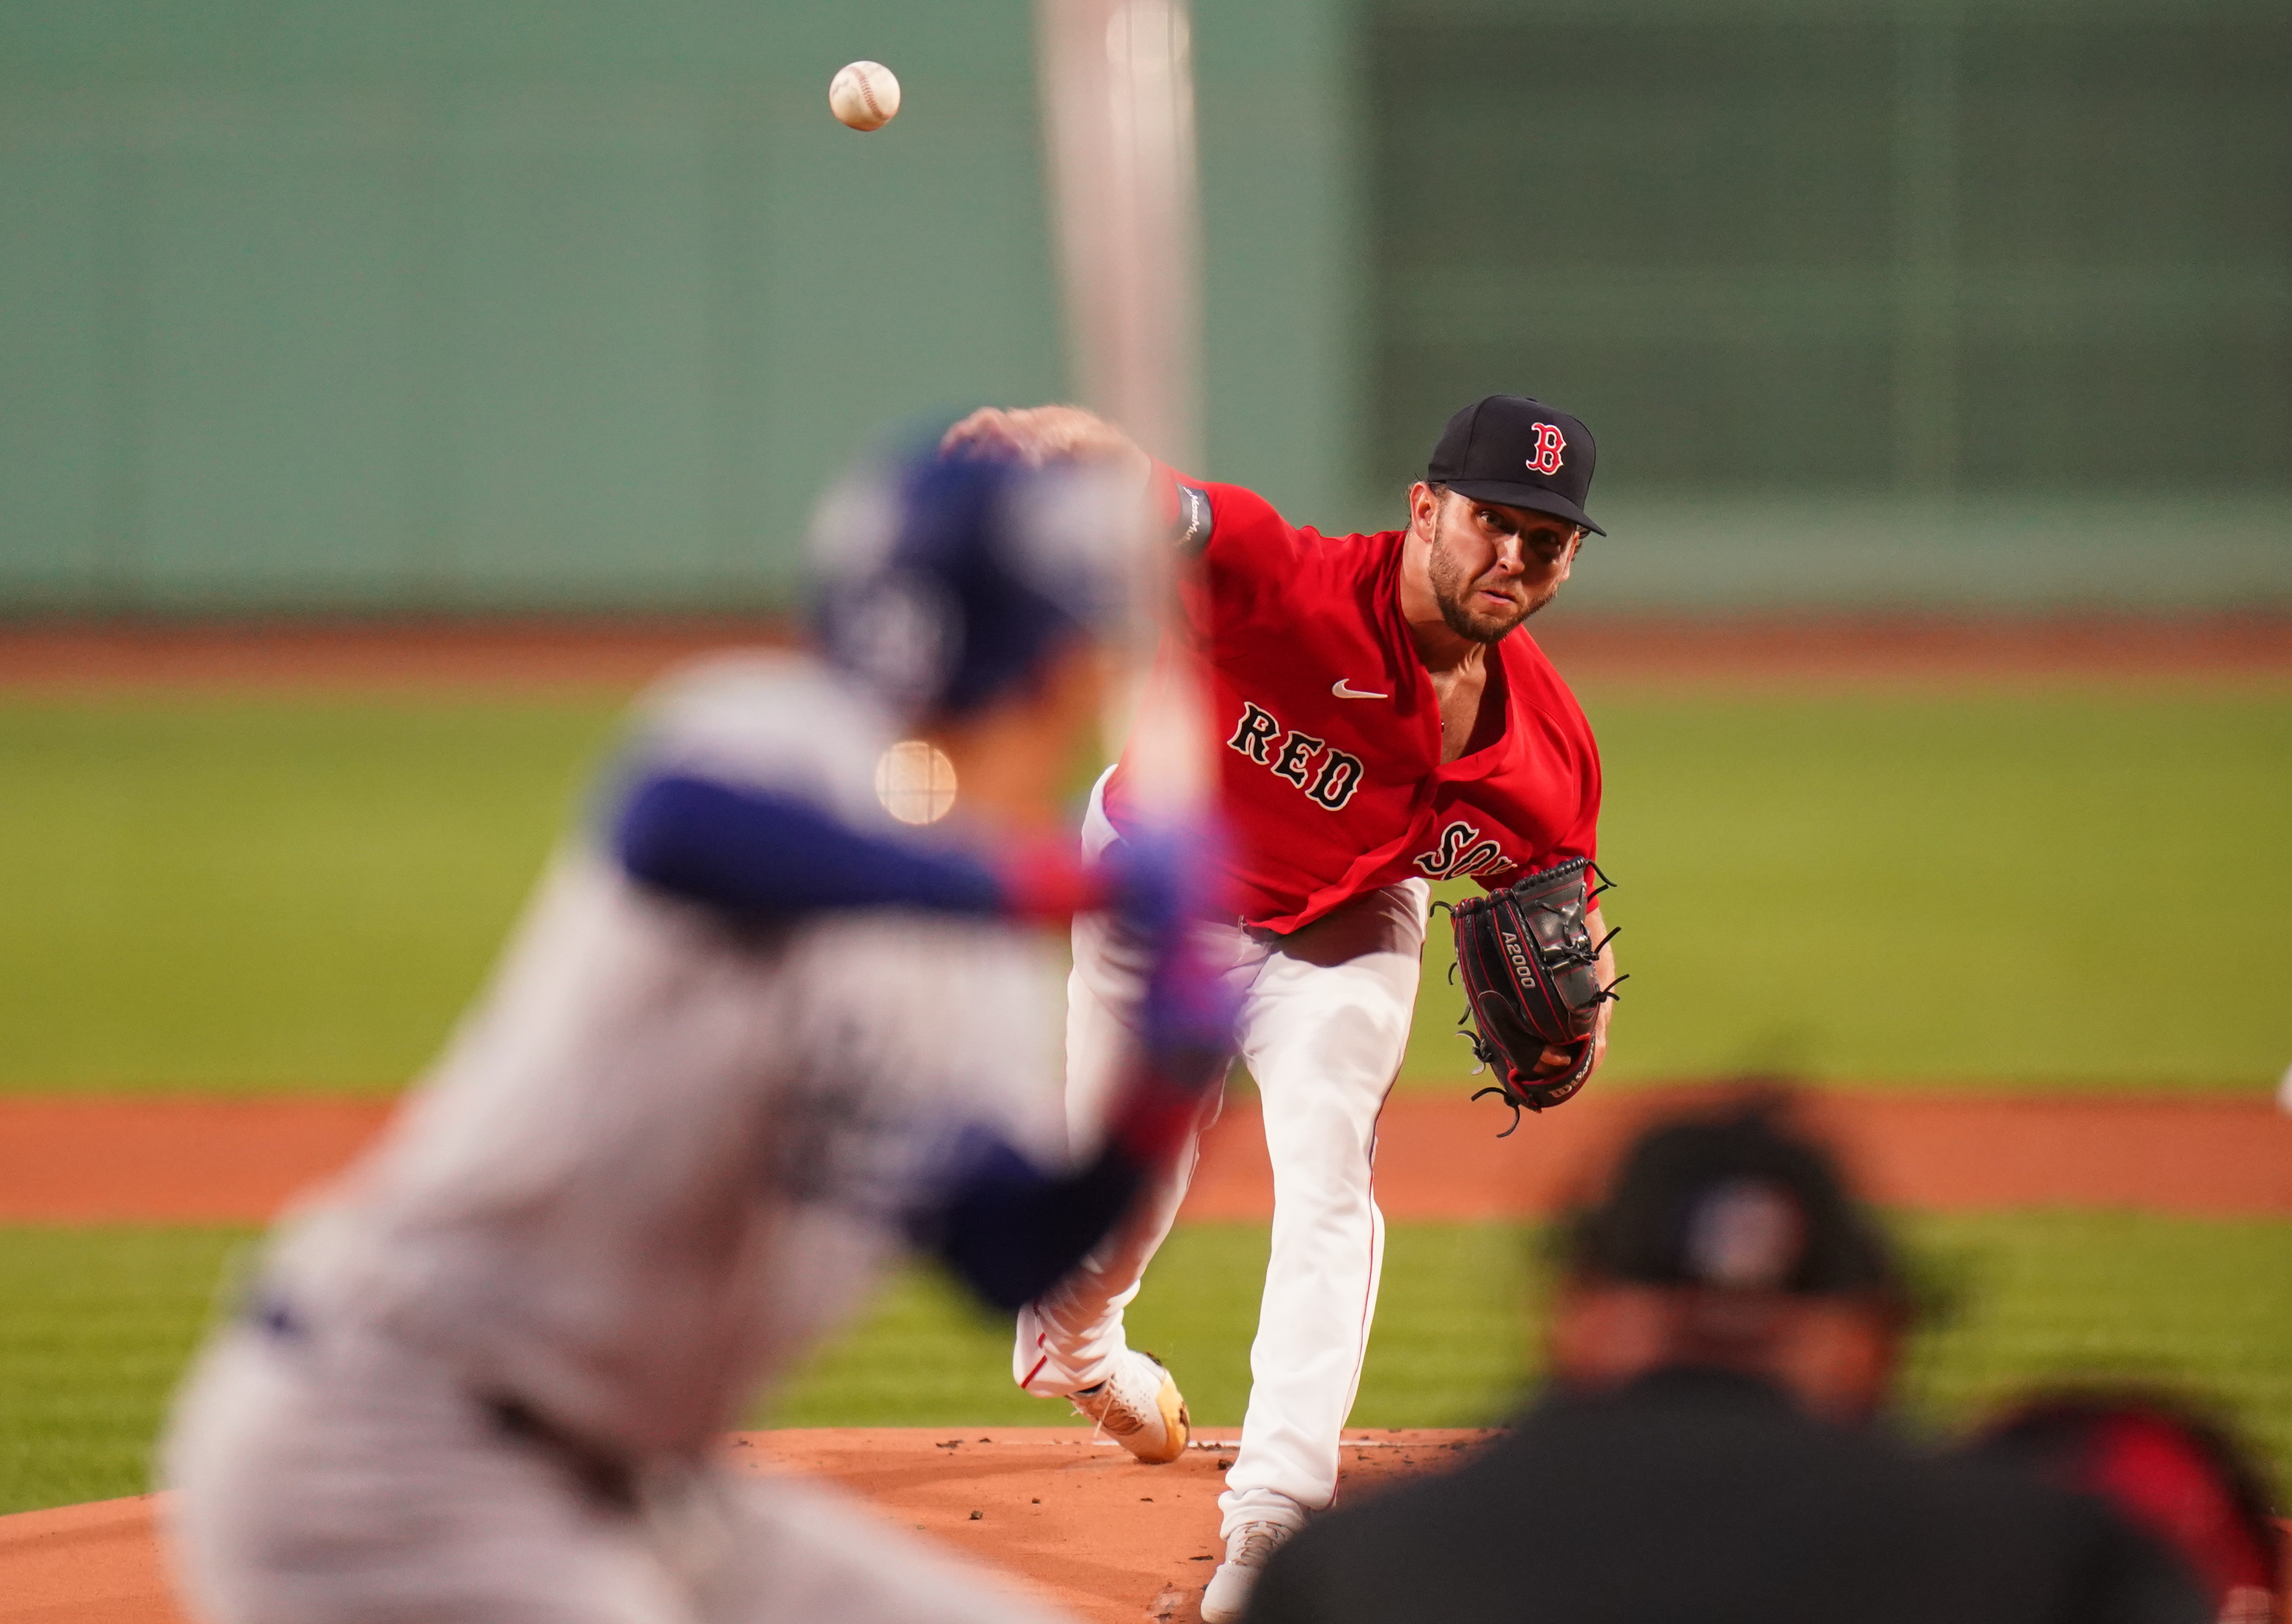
1525,423 -> 1566,477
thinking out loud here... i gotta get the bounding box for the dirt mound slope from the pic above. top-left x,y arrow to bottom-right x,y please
0,1495 -> 177,1624
729,1427 -> 1492,1622
0,1430 -> 1493,1624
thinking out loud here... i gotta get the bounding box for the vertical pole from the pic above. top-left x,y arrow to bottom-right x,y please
1034,0 -> 1205,476
1035,0 -> 1212,813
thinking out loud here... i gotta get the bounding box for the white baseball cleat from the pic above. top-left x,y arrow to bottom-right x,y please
1068,1348 -> 1189,1465
1200,1519 -> 1295,1623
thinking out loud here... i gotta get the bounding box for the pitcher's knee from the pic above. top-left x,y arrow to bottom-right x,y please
1300,1002 -> 1411,1084
1265,1147 -> 1380,1232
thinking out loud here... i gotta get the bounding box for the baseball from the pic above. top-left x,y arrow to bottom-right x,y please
828,61 -> 901,131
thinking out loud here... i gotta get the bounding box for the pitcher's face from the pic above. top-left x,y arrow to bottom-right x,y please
1423,490 -> 1583,643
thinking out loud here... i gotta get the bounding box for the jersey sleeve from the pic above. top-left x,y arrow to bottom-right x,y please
1152,462 -> 1318,640
1564,727 -> 1603,867
602,653 -> 1091,922
612,773 -> 1006,916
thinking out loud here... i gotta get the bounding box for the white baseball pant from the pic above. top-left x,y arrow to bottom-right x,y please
1014,773 -> 1428,1539
164,1317 -> 1072,1624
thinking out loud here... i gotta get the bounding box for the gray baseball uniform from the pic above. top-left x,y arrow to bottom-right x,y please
163,654 -> 1075,1624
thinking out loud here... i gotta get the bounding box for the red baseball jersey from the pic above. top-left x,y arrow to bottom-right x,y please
1102,476 -> 1602,933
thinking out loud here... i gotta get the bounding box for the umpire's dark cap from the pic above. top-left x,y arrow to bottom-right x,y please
1561,1094 -> 1906,1304
1427,394 -> 1605,536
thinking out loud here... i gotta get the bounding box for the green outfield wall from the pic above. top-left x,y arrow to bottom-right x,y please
1,0 -> 2284,612
1368,0 -> 2291,609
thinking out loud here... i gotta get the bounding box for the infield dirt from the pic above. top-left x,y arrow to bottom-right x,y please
3,1088 -> 2286,1226
0,1429 -> 1496,1624
3,611 -> 2289,695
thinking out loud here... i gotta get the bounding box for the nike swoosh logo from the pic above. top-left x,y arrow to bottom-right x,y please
1331,678 -> 1389,700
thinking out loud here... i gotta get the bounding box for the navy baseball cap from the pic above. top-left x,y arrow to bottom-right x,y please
1427,395 -> 1604,536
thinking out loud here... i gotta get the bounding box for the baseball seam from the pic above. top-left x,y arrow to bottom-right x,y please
855,71 -> 883,122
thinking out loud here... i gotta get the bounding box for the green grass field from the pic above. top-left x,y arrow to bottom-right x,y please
6,1215 -> 2285,1515
0,701 -> 618,1091
0,1227 -> 257,1514
2,686 -> 2285,1520
2,689 -> 2286,1092
773,1215 -> 2292,1479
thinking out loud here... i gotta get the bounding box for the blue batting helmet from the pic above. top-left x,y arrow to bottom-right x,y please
808,437 -> 1134,724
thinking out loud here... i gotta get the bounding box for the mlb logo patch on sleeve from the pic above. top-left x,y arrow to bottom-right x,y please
1173,485 -> 1213,553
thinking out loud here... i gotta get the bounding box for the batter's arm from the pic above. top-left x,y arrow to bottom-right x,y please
611,771 -> 1106,923
913,824 -> 1237,1310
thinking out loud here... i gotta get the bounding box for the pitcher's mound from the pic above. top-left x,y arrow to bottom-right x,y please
731,1428 -> 1495,1622
0,1428 -> 1494,1624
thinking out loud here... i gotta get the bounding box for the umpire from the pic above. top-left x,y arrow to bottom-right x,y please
1243,1098 -> 2210,1624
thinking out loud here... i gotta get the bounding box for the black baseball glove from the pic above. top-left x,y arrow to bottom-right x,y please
1444,857 -> 1624,1135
